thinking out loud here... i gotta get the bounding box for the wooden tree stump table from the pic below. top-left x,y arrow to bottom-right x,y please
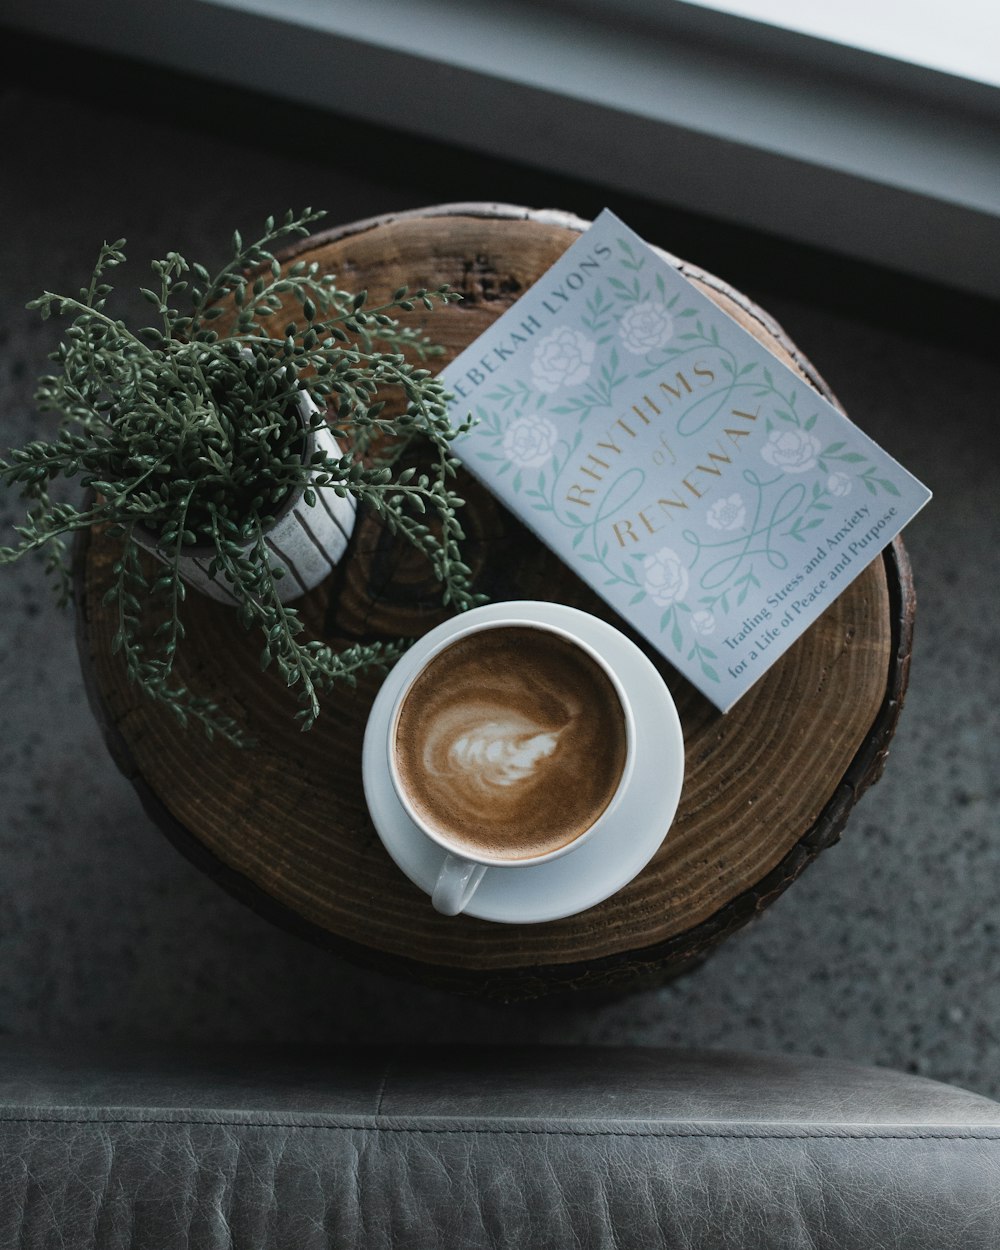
75,204 -> 915,1002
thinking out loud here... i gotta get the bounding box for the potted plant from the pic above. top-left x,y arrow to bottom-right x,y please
0,209 -> 480,744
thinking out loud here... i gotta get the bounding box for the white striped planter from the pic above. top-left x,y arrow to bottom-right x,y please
137,388 -> 356,605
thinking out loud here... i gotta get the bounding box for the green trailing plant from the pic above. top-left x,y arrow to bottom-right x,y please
1,208 -> 481,744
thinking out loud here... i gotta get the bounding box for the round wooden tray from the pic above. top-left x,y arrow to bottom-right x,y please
75,204 -> 914,1001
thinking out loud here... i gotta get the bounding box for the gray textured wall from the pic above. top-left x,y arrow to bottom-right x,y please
1,85 -> 997,1098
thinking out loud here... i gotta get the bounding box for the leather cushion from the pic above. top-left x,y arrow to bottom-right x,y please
2,1042 -> 999,1248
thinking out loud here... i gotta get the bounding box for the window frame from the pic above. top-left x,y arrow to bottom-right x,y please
4,0 -> 999,297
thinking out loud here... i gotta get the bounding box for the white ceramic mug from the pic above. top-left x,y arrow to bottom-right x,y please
382,606 -> 637,916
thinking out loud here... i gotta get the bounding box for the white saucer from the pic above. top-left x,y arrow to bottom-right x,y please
362,602 -> 685,924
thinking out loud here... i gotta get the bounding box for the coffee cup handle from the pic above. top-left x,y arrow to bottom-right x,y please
432,854 -> 488,916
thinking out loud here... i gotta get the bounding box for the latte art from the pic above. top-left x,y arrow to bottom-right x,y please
447,713 -> 561,789
393,626 -> 628,860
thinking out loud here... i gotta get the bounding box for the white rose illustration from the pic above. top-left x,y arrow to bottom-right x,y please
530,327 -> 595,394
761,428 -> 822,473
502,413 -> 559,469
619,301 -> 674,355
691,610 -> 716,636
827,471 -> 852,497
643,547 -> 689,607
706,493 -> 746,531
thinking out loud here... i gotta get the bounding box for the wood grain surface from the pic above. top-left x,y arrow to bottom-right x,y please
75,205 -> 913,1000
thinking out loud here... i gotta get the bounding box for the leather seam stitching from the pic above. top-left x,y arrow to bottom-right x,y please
2,1118 -> 999,1140
374,1055 -> 394,1119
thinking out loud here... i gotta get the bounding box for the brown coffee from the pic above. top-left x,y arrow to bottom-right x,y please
392,626 -> 628,860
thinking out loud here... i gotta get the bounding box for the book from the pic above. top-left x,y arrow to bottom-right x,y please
440,210 -> 931,710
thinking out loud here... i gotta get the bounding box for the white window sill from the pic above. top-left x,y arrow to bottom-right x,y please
5,0 -> 999,298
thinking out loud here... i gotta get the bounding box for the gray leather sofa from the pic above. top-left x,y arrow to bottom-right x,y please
2,1040 -> 1000,1248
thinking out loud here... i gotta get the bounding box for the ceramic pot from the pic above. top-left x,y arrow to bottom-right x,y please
136,387 -> 356,605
